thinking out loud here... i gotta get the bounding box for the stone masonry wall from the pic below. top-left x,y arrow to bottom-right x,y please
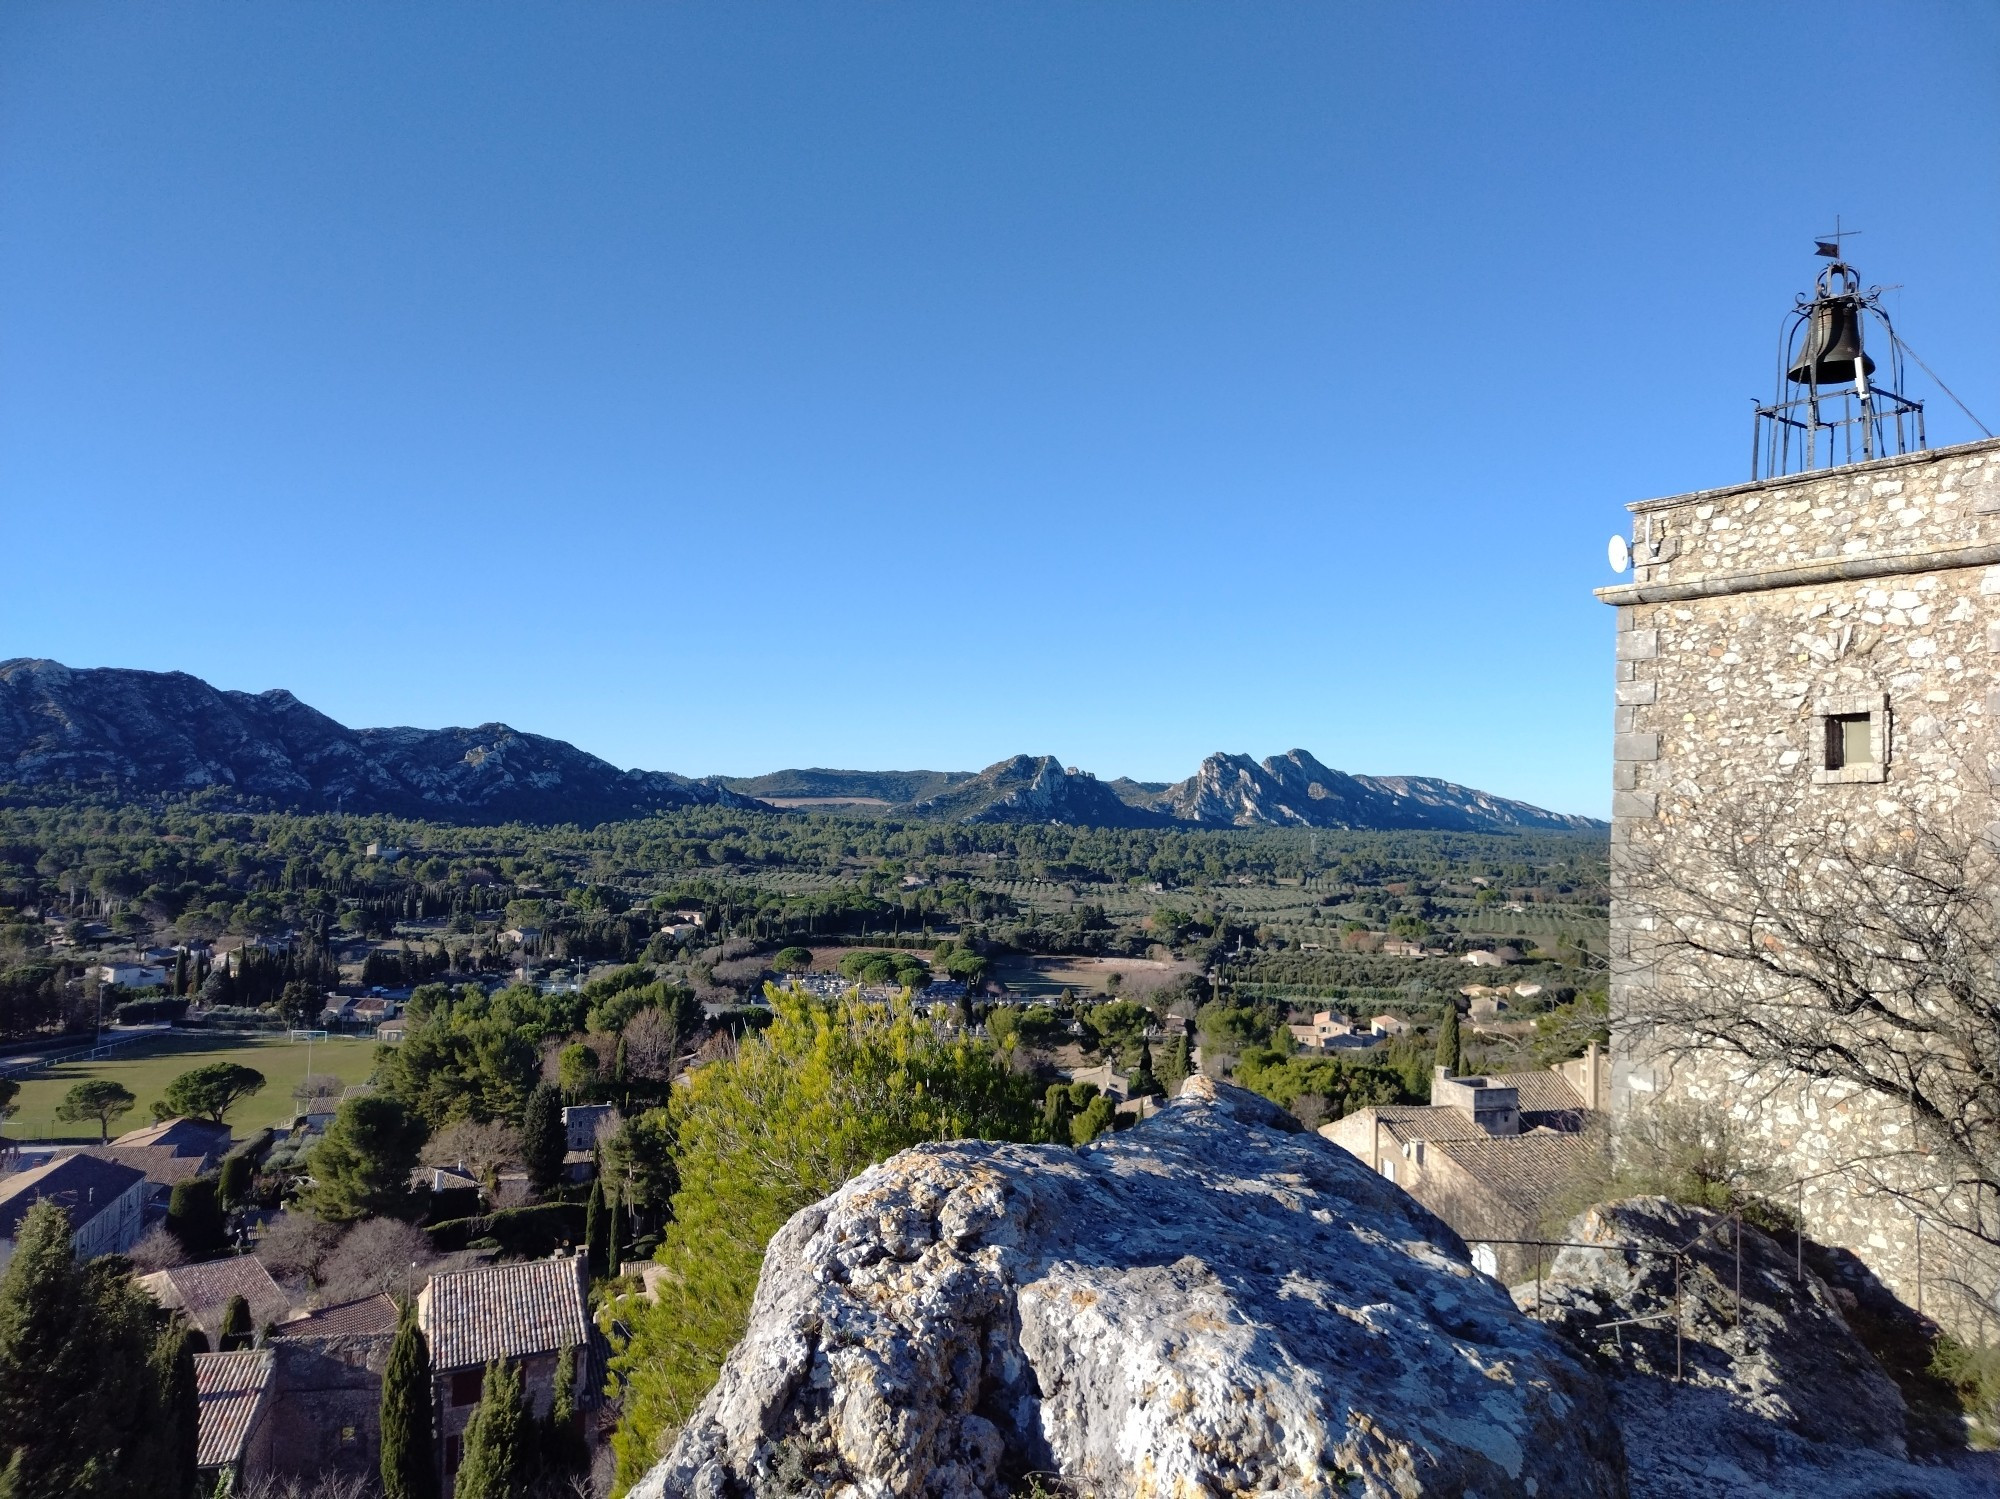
1600,436 -> 2000,1340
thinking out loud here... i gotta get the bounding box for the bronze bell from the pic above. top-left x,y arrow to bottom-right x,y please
1788,293 -> 1875,385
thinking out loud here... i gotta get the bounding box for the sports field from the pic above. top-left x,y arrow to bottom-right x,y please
9,1032 -> 380,1143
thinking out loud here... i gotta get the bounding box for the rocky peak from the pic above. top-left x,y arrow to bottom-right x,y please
909,754 -> 1171,828
1157,749 -> 1601,832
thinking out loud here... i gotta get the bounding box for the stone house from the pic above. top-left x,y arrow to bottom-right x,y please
195,1349 -> 277,1491
0,1154 -> 147,1269
418,1254 -> 600,1489
1285,1010 -> 1356,1051
139,1256 -> 292,1342
1599,432 -> 2000,1336
260,1295 -> 403,1484
1325,1063 -> 1602,1281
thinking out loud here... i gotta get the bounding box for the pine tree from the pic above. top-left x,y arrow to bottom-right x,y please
585,1178 -> 606,1276
452,1360 -> 529,1499
522,1083 -> 567,1196
1435,1001 -> 1461,1080
380,1306 -> 438,1499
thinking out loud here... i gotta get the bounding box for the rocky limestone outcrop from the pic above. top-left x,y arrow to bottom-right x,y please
1524,1198 -> 1998,1499
1154,750 -> 1602,832
911,755 -> 1173,829
633,1076 -> 1627,1499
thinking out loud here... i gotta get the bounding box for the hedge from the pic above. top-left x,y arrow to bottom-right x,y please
112,997 -> 190,1024
425,1202 -> 585,1259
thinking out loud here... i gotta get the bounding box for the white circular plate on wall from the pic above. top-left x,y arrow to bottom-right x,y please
1607,534 -> 1631,573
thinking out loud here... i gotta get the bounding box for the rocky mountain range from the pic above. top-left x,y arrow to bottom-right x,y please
0,658 -> 756,825
0,659 -> 1601,830
1137,747 -> 1602,831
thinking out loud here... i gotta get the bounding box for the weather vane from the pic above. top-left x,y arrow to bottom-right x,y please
1813,216 -> 1860,260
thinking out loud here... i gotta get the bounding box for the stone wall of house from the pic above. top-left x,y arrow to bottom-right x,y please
1601,435 -> 2000,1341
264,1333 -> 392,1485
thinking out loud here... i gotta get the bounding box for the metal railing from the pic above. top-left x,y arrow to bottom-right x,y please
1468,1211 -> 1746,1384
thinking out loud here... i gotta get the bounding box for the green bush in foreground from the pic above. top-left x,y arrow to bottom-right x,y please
609,987 -> 1039,1492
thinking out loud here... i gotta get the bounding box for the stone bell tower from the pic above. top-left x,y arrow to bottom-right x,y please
1595,245 -> 2000,1337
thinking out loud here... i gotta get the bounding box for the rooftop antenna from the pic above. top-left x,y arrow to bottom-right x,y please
1751,228 -> 1928,478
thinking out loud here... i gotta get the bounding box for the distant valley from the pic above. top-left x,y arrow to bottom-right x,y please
0,659 -> 1601,832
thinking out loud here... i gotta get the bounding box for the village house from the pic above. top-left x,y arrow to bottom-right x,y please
562,1103 -> 619,1182
0,1154 -> 147,1269
259,1294 -> 403,1484
1285,1010 -> 1358,1052
1369,1014 -> 1409,1037
418,1254 -> 601,1489
115,1115 -> 234,1158
139,1256 -> 292,1343
1324,1045 -> 1612,1281
92,961 -> 169,990
196,1349 -> 277,1492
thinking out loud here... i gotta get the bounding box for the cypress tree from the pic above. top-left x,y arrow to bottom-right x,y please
522,1083 -> 567,1196
144,1324 -> 200,1499
1130,1039 -> 1161,1098
166,1179 -> 225,1258
216,1152 -> 252,1210
380,1306 -> 438,1499
0,1202 -> 162,1498
217,1295 -> 252,1352
606,1187 -> 622,1278
1160,1033 -> 1191,1093
585,1179 -> 606,1276
1435,1002 -> 1461,1080
452,1360 -> 528,1499
0,1202 -> 100,1496
543,1345 -> 588,1480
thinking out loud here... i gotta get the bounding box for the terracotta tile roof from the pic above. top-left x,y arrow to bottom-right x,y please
111,1117 -> 233,1156
273,1291 -> 400,1340
1489,1071 -> 1591,1117
1368,1106 -> 1494,1145
0,1155 -> 146,1238
420,1254 -> 590,1372
1430,1129 -> 1602,1216
138,1257 -> 291,1338
194,1349 -> 273,1468
72,1144 -> 208,1189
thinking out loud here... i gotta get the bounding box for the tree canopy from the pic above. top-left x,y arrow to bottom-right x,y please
609,987 -> 1040,1491
305,1094 -> 428,1223
54,1079 -> 135,1142
159,1062 -> 265,1125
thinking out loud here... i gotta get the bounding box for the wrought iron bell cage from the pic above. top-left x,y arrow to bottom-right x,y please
1751,258 -> 1925,480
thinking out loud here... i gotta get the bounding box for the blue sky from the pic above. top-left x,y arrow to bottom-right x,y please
3,3 -> 1995,818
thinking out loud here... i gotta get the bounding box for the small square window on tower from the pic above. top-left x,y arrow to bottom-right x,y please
1812,693 -> 1890,784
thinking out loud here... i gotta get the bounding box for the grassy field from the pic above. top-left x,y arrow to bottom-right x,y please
10,1033 -> 381,1143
